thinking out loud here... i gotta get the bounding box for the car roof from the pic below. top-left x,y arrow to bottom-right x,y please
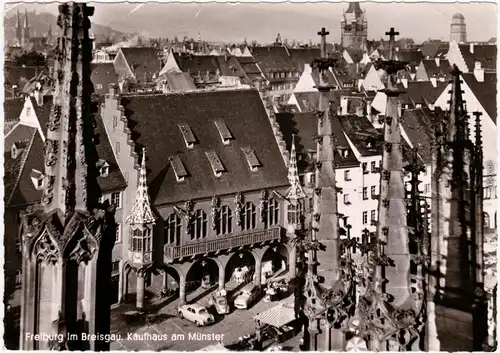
241,283 -> 257,292
188,303 -> 206,309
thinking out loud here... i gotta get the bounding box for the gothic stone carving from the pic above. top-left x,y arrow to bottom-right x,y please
34,232 -> 60,264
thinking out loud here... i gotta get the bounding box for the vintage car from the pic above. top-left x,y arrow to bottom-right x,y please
178,303 -> 214,326
207,291 -> 230,315
233,284 -> 262,310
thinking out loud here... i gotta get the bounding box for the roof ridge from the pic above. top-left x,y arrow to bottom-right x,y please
7,130 -> 38,205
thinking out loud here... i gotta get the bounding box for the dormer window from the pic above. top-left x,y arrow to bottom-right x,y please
366,140 -> 373,149
170,155 -> 188,182
206,151 -> 225,177
415,103 -> 422,108
30,169 -> 44,190
178,123 -> 197,149
96,159 -> 110,177
241,147 -> 261,172
214,120 -> 233,145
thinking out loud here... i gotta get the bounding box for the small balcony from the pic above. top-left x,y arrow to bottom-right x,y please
164,226 -> 285,263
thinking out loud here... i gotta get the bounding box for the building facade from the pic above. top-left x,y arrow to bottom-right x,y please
450,13 -> 467,43
341,2 -> 368,50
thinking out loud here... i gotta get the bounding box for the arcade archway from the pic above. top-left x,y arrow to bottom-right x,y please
261,244 -> 290,282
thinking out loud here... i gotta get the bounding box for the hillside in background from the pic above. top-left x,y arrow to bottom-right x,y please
4,10 -> 131,45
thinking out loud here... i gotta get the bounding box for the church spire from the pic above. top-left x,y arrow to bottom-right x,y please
24,8 -> 29,28
285,134 -> 306,202
16,9 -> 21,28
127,148 -> 156,225
41,3 -> 97,223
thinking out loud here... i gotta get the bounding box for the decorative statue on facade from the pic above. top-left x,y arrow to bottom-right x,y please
19,3 -> 117,351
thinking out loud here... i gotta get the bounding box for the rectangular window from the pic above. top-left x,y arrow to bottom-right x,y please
362,162 -> 368,173
26,107 -> 31,117
16,238 -> 21,253
309,173 -> 316,187
362,211 -> 368,224
112,261 -> 120,275
113,116 -> 118,129
309,198 -> 314,212
362,187 -> 368,200
371,186 -> 376,197
484,187 -> 492,199
344,194 -> 350,204
371,161 -> 376,172
115,142 -> 120,154
96,84 -> 103,90
111,192 -> 121,208
344,170 -> 351,181
115,223 -> 121,243
217,205 -> 233,235
371,210 -> 376,221
424,184 -> 431,194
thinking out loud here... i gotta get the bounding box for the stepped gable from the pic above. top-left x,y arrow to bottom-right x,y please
458,44 -> 497,71
276,111 -> 360,172
462,72 -> 497,123
119,89 -> 289,206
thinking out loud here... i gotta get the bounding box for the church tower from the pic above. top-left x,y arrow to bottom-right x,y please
429,65 -> 488,351
23,9 -> 30,46
19,3 -> 116,350
341,2 -> 367,50
16,9 -> 22,46
450,13 -> 467,43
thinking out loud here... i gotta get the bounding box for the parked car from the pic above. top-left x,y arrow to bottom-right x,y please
233,284 -> 262,310
208,292 -> 230,315
178,304 -> 214,326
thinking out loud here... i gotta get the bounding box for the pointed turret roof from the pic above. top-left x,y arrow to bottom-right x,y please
24,8 -> 28,28
127,148 -> 156,225
285,134 -> 306,201
16,9 -> 21,28
346,2 -> 363,15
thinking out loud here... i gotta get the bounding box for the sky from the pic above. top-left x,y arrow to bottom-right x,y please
4,1 -> 498,43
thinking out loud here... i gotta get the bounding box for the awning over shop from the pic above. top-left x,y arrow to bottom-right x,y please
254,303 -> 296,328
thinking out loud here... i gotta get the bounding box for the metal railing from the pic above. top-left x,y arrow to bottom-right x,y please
165,226 -> 284,261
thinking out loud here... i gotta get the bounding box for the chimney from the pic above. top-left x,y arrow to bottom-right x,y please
435,58 -> 440,67
356,106 -> 364,117
430,76 -> 437,88
108,83 -> 117,96
474,61 -> 484,82
336,106 -> 342,116
395,47 -> 400,52
34,86 -> 43,107
401,78 -> 408,88
469,42 -> 474,54
366,100 -> 373,122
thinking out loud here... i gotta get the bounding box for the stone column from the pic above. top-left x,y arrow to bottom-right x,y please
118,261 -> 124,304
323,320 -> 331,351
136,272 -> 145,310
254,258 -> 262,286
218,265 -> 225,291
162,270 -> 169,291
124,269 -> 129,303
179,275 -> 187,306
288,245 -> 297,279
309,320 -> 318,351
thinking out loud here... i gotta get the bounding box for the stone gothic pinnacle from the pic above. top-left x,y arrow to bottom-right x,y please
24,8 -> 28,28
16,9 -> 21,28
285,134 -> 306,202
127,148 -> 156,225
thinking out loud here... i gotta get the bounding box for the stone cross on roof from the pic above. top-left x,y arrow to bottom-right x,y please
385,27 -> 399,61
318,27 -> 330,59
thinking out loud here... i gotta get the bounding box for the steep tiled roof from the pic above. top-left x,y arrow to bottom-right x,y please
175,54 -> 250,84
250,46 -> 297,75
4,66 -> 46,87
5,99 -> 127,207
458,44 -> 497,72
119,89 -> 289,205
30,95 -> 53,133
5,124 -> 36,151
395,50 -> 424,66
293,89 -> 357,113
420,42 -> 449,58
462,72 -> 497,123
236,56 -> 263,80
421,59 -> 452,79
400,108 -> 436,163
344,48 -> 364,63
119,47 -> 162,81
160,72 -> 197,91
4,97 -> 24,122
91,63 -> 118,95
338,114 -> 383,157
288,48 -> 321,71
275,112 -> 359,172
397,81 -> 448,107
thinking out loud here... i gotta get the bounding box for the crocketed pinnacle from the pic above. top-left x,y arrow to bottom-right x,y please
285,134 -> 306,202
127,148 -> 156,225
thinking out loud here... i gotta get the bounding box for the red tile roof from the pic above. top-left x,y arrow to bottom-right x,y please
250,46 -> 297,78
118,89 -> 289,206
400,108 -> 439,163
119,47 -> 162,81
